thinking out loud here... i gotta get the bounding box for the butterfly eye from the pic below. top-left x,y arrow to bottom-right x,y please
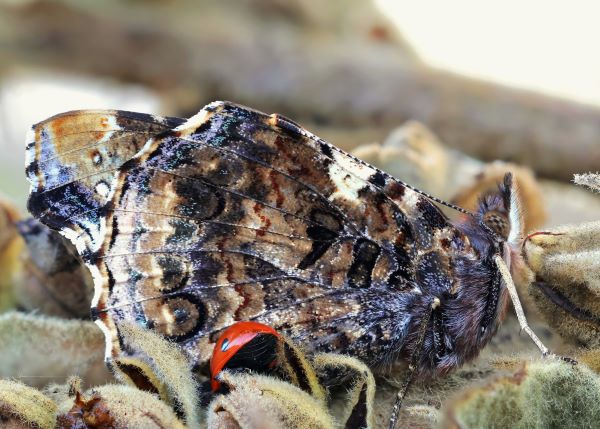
221,338 -> 229,352
483,211 -> 509,239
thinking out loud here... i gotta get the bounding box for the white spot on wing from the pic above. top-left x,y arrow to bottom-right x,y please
96,114 -> 120,145
95,181 -> 110,198
152,114 -> 167,125
173,101 -> 223,134
25,128 -> 39,188
60,227 -> 91,258
133,137 -> 155,161
160,306 -> 176,336
328,162 -> 365,202
24,128 -> 36,164
327,151 -> 377,203
332,151 -> 376,181
402,189 -> 420,210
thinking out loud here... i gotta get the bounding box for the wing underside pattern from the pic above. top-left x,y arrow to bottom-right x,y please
26,101 -> 479,369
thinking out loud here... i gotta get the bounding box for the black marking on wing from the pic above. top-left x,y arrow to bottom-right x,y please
369,171 -> 386,187
157,255 -> 190,290
163,292 -> 207,342
297,209 -> 343,270
319,140 -> 334,158
297,226 -> 338,270
347,239 -> 380,288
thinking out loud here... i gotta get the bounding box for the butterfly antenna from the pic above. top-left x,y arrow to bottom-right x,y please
347,150 -> 476,217
404,184 -> 475,216
273,112 -> 477,218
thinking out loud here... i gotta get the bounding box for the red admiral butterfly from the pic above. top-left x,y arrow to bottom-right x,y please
26,101 -> 550,427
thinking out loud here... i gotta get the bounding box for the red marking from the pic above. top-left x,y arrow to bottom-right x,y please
210,321 -> 280,391
269,170 -> 285,207
93,131 -> 105,141
441,238 -> 451,250
374,198 -> 389,225
326,270 -> 335,285
394,234 -> 406,248
233,284 -> 252,320
272,135 -> 311,178
253,202 -> 272,236
386,182 -> 405,200
273,135 -> 287,153
225,258 -> 234,283
50,116 -> 68,138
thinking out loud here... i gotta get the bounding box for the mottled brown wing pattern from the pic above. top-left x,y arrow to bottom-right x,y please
27,102 -> 484,373
26,110 -> 185,256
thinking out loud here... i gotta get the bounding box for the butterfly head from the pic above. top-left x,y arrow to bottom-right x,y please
477,173 -> 523,248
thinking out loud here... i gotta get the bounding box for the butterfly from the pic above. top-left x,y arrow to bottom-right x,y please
26,101 -> 546,389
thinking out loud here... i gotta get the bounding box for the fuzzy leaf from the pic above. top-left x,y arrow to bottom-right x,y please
0,312 -> 109,387
524,221 -> 600,347
0,379 -> 57,429
112,322 -> 199,428
443,360 -> 600,429
207,371 -> 335,429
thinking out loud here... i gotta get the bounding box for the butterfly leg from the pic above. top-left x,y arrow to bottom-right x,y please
493,254 -> 550,355
388,296 -> 440,429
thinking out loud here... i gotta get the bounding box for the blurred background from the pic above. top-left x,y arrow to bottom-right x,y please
1,5 -> 600,426
1,0 -> 600,211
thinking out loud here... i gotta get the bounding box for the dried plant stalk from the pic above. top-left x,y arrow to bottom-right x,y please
56,385 -> 188,429
574,172 -> 600,193
3,1 -> 600,179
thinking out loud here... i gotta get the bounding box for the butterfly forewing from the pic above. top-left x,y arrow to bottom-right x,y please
26,110 -> 184,255
27,101 -> 479,371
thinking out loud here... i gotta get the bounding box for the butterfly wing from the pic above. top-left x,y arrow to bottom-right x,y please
27,101 -> 477,369
27,109 -> 185,255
